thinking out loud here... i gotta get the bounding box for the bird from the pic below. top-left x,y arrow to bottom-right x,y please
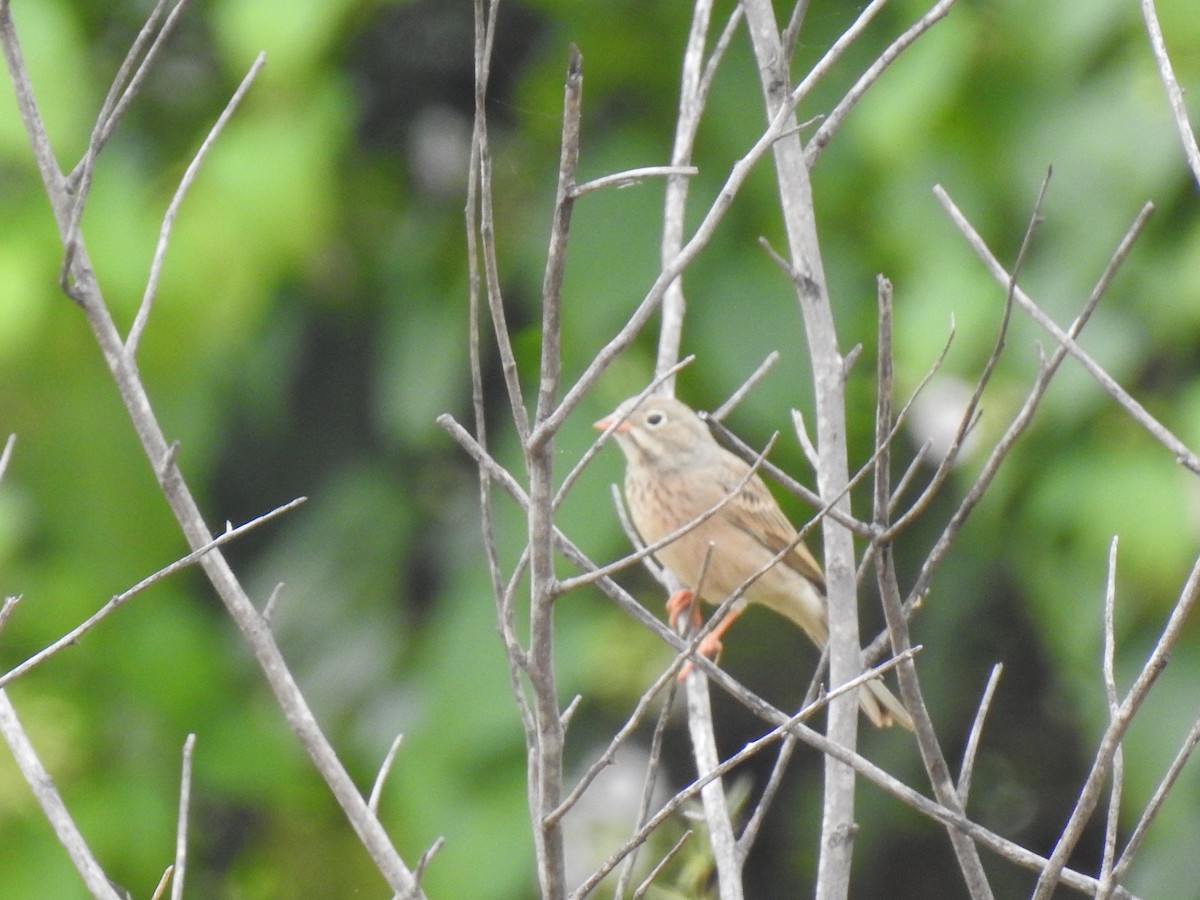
594,393 -> 913,730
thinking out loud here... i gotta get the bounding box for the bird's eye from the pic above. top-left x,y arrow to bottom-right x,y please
644,410 -> 666,428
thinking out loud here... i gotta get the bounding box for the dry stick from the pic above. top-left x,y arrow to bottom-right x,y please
936,188 -> 1200,473
805,0 -> 959,166
62,0 -> 193,280
368,734 -> 405,815
573,654 -> 915,900
737,733 -> 797,857
711,351 -> 780,422
524,47 -> 585,899
67,0 -> 192,188
152,866 -> 174,900
1113,708 -> 1200,883
956,664 -> 1003,807
879,200 -> 1158,664
1,14 -> 423,896
550,659 -> 680,828
573,647 -> 1130,900
1140,0 -> 1200,188
655,0 -> 715,392
884,160 -> 1051,544
443,413 -> 1136,899
611,682 -> 679,897
571,165 -> 698,197
466,0 -> 535,747
1033,547 -> 1200,899
729,3 -> 864,871
0,497 -> 305,690
170,733 -> 195,900
129,52 -> 265,355
1098,538 -> 1122,899
0,690 -> 122,899
632,829 -> 693,900
473,0 -> 529,443
782,0 -> 815,58
872,277 -> 993,900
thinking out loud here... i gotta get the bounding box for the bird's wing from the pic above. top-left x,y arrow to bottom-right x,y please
711,454 -> 827,593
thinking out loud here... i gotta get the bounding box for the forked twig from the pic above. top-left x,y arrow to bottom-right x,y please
0,497 -> 306,690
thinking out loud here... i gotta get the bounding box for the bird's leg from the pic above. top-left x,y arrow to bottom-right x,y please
677,604 -> 743,680
665,588 -> 700,631
696,605 -> 742,660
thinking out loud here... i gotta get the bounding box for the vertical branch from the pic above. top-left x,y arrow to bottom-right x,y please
656,2 -> 745,894
872,278 -> 993,899
1097,538 -> 1122,899
525,48 -> 583,899
738,4 -> 860,895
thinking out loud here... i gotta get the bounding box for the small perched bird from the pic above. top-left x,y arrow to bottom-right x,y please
595,393 -> 913,730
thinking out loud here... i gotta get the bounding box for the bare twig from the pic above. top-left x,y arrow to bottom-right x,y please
632,829 -> 693,900
369,734 -> 405,815
936,189 -> 1198,472
128,52 -> 266,355
1032,547 -> 1200,898
571,165 -> 698,197
0,691 -> 122,899
1139,0 -> 1200,188
0,497 -> 306,690
711,351 -> 780,421
170,733 -> 196,900
152,866 -> 174,900
612,680 -> 678,897
884,168 -> 1052,542
872,277 -> 993,898
805,0 -> 959,165
957,664 -> 1003,807
1113,709 -> 1200,882
1098,538 -> 1122,898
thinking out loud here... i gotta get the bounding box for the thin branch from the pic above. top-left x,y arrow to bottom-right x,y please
369,734 -> 405,815
170,733 -> 196,900
686,665 -> 744,899
0,497 -> 306,690
936,189 -> 1198,472
1098,538 -> 1122,899
1113,708 -> 1200,882
805,0 -> 959,165
897,199 -> 1157,635
1032,546 -> 1200,898
711,351 -> 780,421
632,830 -> 693,900
0,690 -> 122,899
152,866 -> 174,900
957,664 -> 1003,807
737,735 -> 796,857
613,679 -> 679,897
885,167 -> 1051,542
571,165 -> 698,197
1139,0 -> 1200,188
128,52 -> 266,356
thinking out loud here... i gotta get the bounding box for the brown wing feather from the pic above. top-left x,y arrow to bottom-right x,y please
711,449 -> 826,592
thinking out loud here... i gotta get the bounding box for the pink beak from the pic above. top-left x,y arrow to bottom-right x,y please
593,415 -> 632,433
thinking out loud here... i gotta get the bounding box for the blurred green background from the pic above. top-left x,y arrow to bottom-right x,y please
2,0 -> 1199,896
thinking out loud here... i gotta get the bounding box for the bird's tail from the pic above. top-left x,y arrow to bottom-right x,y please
857,678 -> 914,731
